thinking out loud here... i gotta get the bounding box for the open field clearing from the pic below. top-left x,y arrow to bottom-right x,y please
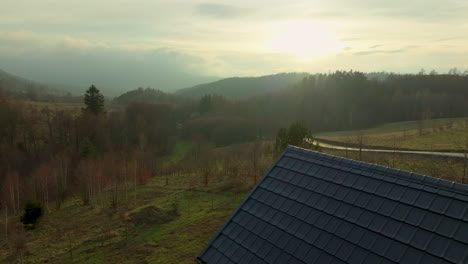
316,117 -> 468,151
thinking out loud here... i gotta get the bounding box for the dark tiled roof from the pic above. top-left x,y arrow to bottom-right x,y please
196,146 -> 468,264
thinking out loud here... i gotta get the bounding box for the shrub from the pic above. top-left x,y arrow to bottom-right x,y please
20,201 -> 44,229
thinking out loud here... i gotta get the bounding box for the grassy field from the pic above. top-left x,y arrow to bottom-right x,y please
1,140 -> 466,264
24,101 -> 83,113
0,178 -> 246,264
316,117 -> 468,151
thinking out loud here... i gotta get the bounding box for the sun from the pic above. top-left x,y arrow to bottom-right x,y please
264,20 -> 345,60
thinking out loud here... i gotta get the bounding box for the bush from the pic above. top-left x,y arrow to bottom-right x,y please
20,201 -> 44,229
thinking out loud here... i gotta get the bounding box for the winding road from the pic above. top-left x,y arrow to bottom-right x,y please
313,140 -> 467,159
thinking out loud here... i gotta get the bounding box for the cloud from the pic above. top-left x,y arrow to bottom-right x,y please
59,36 -> 109,49
0,31 -> 50,47
435,37 -> 466,42
0,34 -> 217,95
196,3 -> 251,19
353,49 -> 406,56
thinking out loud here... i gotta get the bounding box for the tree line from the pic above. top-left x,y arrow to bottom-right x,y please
2,70 -> 468,214
0,85 -> 176,215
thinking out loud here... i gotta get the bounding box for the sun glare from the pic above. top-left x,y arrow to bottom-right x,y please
264,20 -> 345,60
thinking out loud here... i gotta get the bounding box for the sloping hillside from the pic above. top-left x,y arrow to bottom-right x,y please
0,69 -> 74,99
175,72 -> 309,99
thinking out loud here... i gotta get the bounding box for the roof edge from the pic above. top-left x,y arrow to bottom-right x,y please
196,147 -> 292,261
286,145 -> 468,196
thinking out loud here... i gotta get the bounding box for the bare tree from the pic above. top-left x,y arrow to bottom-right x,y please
249,140 -> 262,185
454,132 -> 468,183
355,132 -> 367,161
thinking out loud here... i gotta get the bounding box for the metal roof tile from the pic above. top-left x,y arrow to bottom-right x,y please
293,240 -> 311,261
419,252 -> 445,264
380,218 -> 402,239
399,246 -> 423,264
304,209 -> 321,225
405,208 -> 427,226
436,217 -> 460,238
376,182 -> 393,197
426,235 -> 451,258
296,189 -> 312,204
430,196 -> 452,214
334,221 -> 353,239
256,242 -> 274,259
362,252 -> 384,264
347,247 -> 369,264
378,199 -> 398,216
354,192 -> 372,208
345,207 -> 364,224
315,196 -> 331,211
391,203 -> 412,221
304,226 -> 321,245
274,251 -> 292,263
324,236 -> 344,257
342,173 -> 359,187
364,179 -> 381,194
315,214 -> 332,229
287,218 -> 302,234
344,189 -> 361,204
411,228 -> 434,251
356,230 -> 379,250
370,235 -> 392,256
445,199 -> 467,219
334,203 -> 352,219
345,225 -> 365,244
384,240 -> 407,262
304,246 -> 322,263
387,184 -> 406,201
414,191 -> 436,209
334,240 -> 355,261
367,196 -> 385,212
324,199 -> 341,215
333,186 -> 350,201
420,212 -> 443,232
263,247 -> 281,263
305,193 -> 321,208
284,237 -> 301,255
454,223 -> 468,244
443,240 -> 468,263
394,223 -> 417,244
295,222 -> 312,240
356,210 -> 375,228
368,214 -> 389,233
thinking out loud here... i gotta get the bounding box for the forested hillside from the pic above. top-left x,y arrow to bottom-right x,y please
249,71 -> 468,132
175,72 -> 309,99
0,69 -> 77,101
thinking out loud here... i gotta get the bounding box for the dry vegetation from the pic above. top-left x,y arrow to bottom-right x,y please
317,117 -> 468,152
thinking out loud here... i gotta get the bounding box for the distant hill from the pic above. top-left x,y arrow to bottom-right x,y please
0,69 -> 77,100
175,72 -> 310,99
114,87 -> 177,105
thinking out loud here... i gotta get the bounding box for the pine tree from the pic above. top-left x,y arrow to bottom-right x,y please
82,85 -> 105,115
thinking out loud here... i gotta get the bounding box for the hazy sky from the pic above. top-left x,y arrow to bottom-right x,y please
1,0 -> 468,93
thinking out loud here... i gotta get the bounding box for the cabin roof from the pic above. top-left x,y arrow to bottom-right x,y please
196,145 -> 468,264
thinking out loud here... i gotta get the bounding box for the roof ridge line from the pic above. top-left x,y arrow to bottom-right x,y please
286,145 -> 468,197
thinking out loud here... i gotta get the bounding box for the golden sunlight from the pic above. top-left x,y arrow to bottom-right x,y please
263,20 -> 345,60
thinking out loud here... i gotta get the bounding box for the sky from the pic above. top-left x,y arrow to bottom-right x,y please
1,0 -> 468,94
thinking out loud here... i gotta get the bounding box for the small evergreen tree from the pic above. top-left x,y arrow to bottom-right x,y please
82,85 -> 105,115
20,201 -> 44,229
275,121 -> 312,152
79,137 -> 97,158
